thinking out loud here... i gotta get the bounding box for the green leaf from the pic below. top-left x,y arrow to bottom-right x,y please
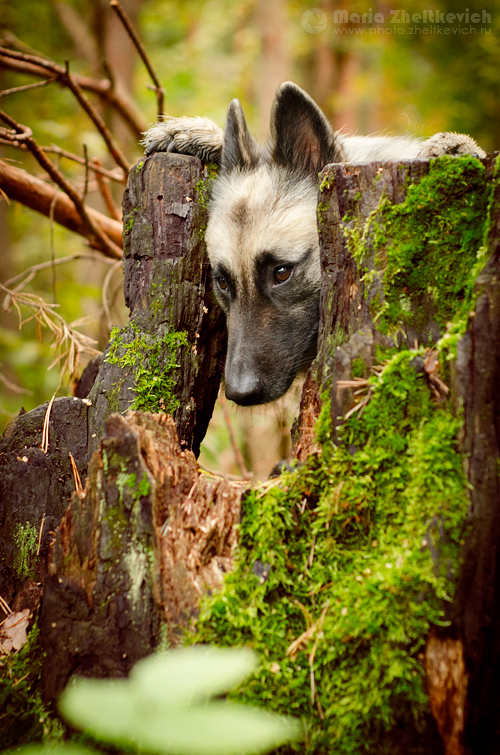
8,746 -> 96,755
131,646 -> 258,706
58,648 -> 302,755
136,702 -> 302,755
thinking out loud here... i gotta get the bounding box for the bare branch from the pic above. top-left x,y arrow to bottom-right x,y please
0,159 -> 123,255
93,159 -> 122,220
0,368 -> 33,395
0,51 -> 146,138
0,47 -> 132,172
5,253 -> 116,292
0,77 -> 57,99
0,112 -> 123,259
0,141 -> 125,182
110,0 -> 165,120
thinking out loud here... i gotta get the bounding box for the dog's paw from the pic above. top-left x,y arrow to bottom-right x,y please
142,116 -> 223,162
417,132 -> 486,160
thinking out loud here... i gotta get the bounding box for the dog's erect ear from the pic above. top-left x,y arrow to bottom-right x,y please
222,99 -> 260,172
270,82 -> 344,175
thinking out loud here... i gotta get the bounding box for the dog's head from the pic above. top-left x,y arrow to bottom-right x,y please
206,83 -> 343,405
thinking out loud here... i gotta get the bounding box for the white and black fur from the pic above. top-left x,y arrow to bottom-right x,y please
143,83 -> 485,406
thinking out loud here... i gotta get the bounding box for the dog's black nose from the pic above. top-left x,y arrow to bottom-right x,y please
225,373 -> 266,406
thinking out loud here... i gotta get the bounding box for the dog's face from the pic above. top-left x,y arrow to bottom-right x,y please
206,83 -> 343,405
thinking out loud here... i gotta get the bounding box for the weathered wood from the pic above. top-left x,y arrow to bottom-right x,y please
0,397 -> 88,610
294,159 -> 438,454
0,153 -> 224,617
42,411 -> 243,701
87,152 -> 226,460
292,154 -> 500,753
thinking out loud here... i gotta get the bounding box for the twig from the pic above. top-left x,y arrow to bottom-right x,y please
69,452 -> 84,493
93,158 -> 122,220
219,393 -> 251,478
4,253 -> 115,292
49,190 -> 58,302
41,393 -> 56,453
308,600 -> 330,710
102,260 -> 123,330
110,0 -> 165,119
0,47 -> 130,174
0,111 -> 122,260
0,77 -> 57,98
0,595 -> 12,617
0,282 -> 100,379
82,144 -> 89,204
0,367 -> 33,395
0,51 -> 146,138
36,513 -> 45,556
0,139 -> 124,181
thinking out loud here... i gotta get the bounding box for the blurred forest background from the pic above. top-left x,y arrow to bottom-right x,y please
0,0 -> 498,479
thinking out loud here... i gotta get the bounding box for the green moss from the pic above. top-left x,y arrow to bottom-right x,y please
319,172 -> 334,192
106,323 -> 189,414
0,622 -> 63,748
317,201 -> 329,225
13,521 -> 39,579
124,207 -> 140,234
193,348 -> 469,754
344,156 -> 491,340
351,357 -> 366,379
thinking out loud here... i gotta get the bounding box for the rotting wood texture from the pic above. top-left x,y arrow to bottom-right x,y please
87,152 -> 226,461
42,411 -> 244,701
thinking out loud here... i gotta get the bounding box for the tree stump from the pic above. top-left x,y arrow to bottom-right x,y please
87,152 -> 226,460
2,150 -> 500,755
42,411 -> 243,700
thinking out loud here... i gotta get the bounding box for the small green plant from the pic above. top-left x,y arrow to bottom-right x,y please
0,622 -> 63,749
11,647 -> 301,755
14,521 -> 39,579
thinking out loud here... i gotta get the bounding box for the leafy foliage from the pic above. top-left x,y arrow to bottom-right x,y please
193,349 -> 469,754
0,622 -> 63,749
10,647 -> 302,755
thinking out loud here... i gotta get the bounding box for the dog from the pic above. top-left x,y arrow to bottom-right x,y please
143,82 -> 485,406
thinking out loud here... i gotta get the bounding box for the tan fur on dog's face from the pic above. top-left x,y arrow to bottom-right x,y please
206,164 -> 320,290
202,83 -> 342,405
206,164 -> 321,406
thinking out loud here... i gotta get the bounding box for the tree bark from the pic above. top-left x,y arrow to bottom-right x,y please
87,152 -> 226,460
0,159 -> 123,254
293,153 -> 500,755
1,152 -> 225,613
42,411 -> 243,701
452,181 -> 500,755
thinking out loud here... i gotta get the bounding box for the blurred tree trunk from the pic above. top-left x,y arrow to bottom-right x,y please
254,0 -> 290,140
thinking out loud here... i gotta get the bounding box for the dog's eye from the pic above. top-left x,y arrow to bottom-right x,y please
216,275 -> 229,292
274,266 -> 292,285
